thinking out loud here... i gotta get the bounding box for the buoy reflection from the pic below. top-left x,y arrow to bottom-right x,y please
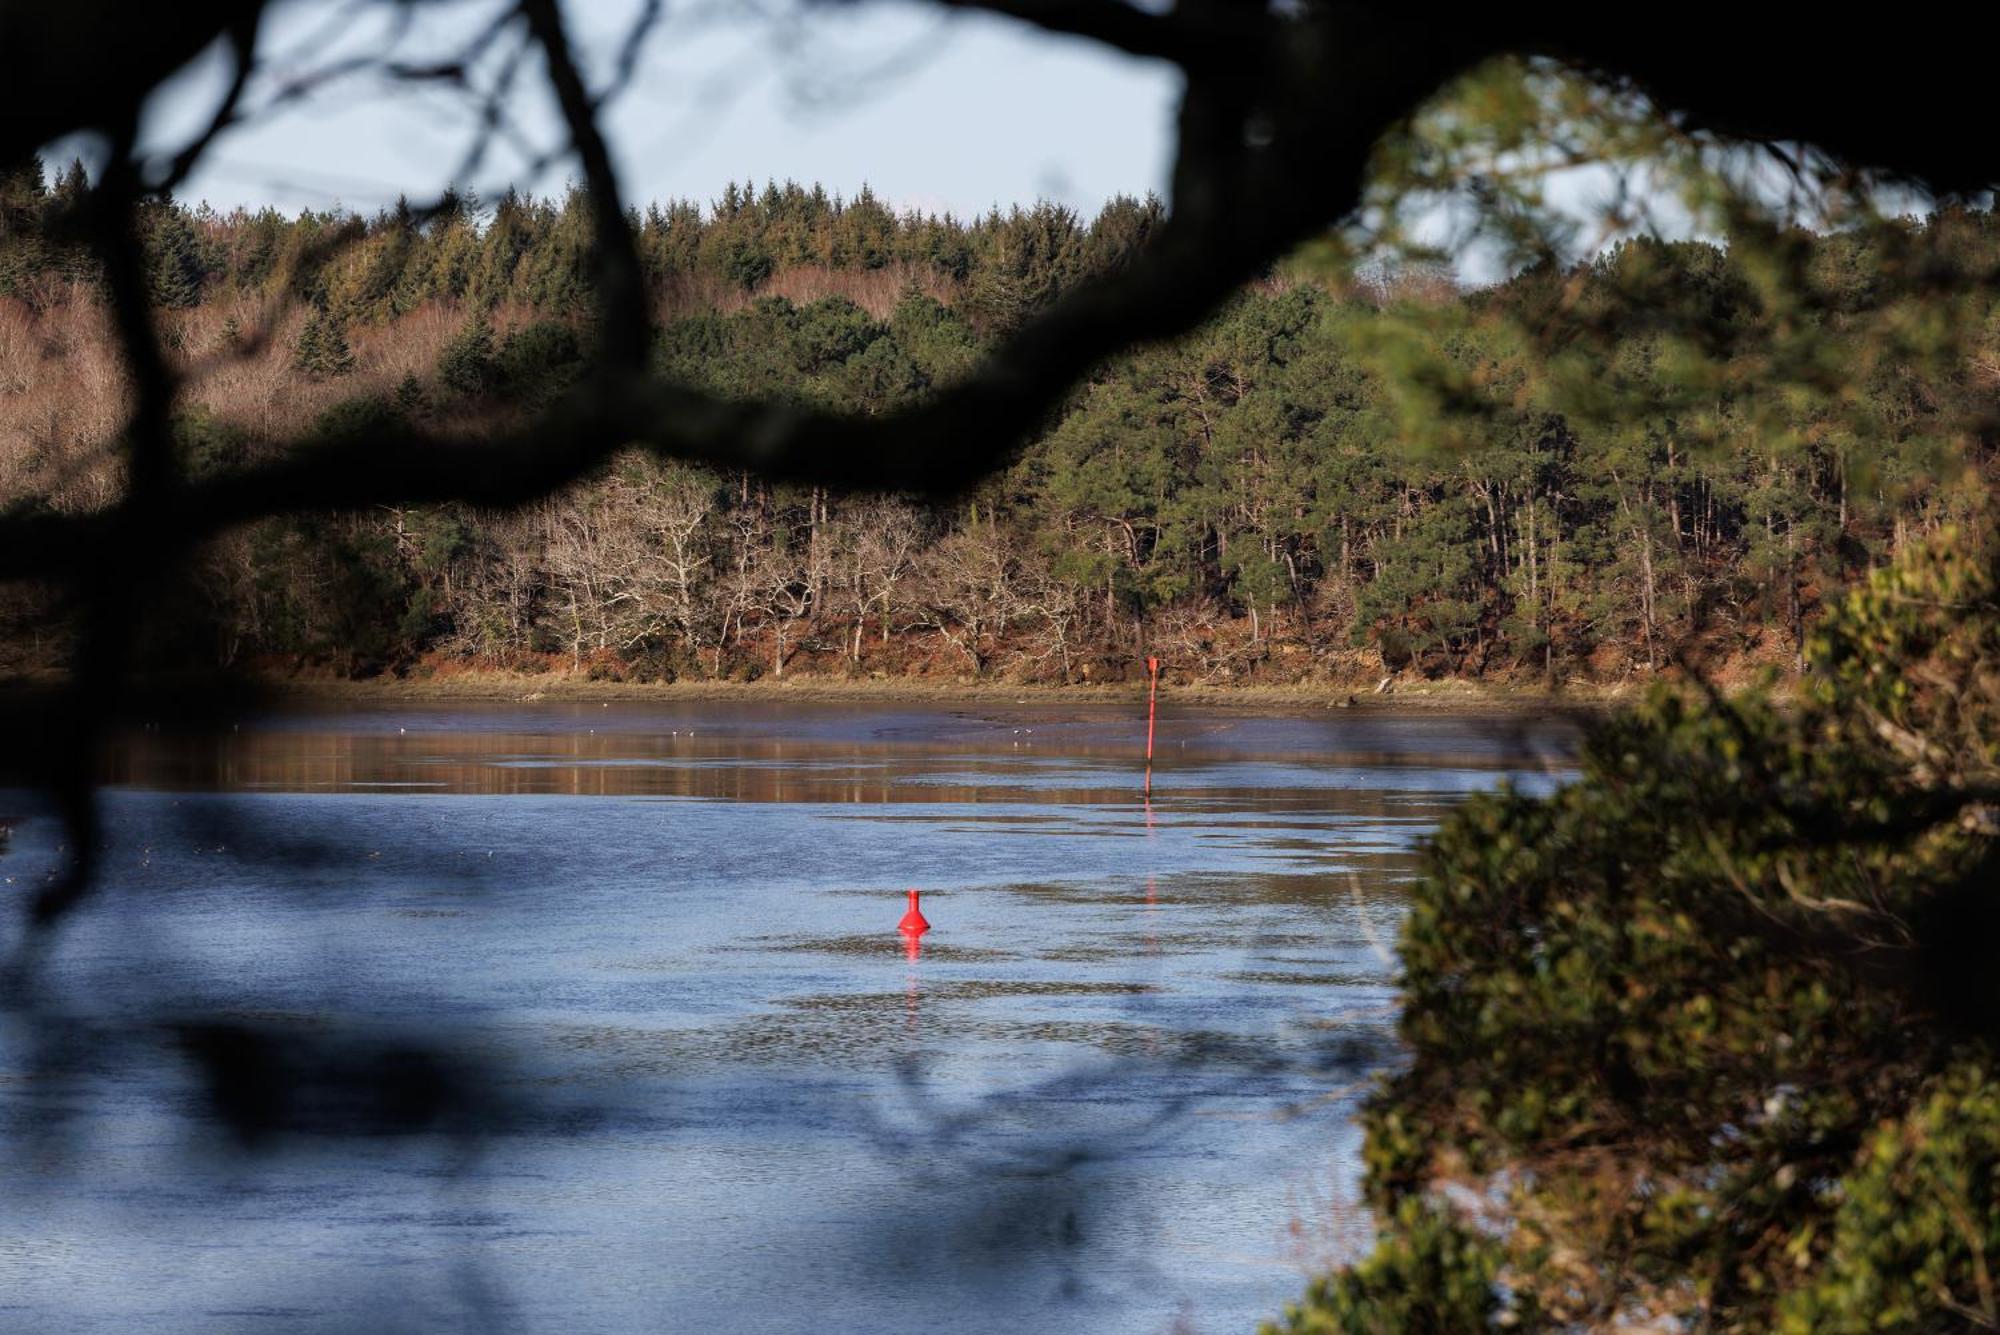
898,887 -> 929,1031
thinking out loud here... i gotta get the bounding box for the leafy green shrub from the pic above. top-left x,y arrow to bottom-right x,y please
1781,1064 -> 2000,1331
787,296 -> 878,374
494,319 -> 583,404
1268,1200 -> 1511,1333
173,407 -> 249,478
309,396 -> 401,446
1284,530 -> 2000,1330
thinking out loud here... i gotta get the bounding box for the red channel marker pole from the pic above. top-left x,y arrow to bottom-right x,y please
1144,656 -> 1160,794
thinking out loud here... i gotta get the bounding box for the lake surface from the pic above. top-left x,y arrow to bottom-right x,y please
0,700 -> 1572,1334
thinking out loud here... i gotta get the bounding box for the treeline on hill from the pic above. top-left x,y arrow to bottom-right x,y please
0,158 -> 1993,685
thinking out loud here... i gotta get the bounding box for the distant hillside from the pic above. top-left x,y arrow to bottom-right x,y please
0,163 -> 1993,687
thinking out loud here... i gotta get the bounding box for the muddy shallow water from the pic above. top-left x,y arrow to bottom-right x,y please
0,701 -> 1572,1334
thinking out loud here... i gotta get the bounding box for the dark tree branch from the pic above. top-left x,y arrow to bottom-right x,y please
0,0 -> 268,166
600,0 -> 665,110
30,119 -> 188,926
930,0 -> 1226,66
519,0 -> 650,369
151,6 -> 266,198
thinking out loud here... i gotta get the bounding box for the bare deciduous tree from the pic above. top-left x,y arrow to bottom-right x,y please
630,463 -> 719,667
919,525 -> 1017,673
843,496 -> 926,661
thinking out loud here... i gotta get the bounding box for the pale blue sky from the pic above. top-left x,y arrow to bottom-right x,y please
121,0 -> 1182,221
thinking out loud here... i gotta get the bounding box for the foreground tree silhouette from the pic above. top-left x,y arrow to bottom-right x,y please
1272,534 -> 2000,1329
1,1 -> 1998,1327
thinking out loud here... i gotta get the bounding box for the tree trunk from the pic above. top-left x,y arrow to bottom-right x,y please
1640,525 -> 1658,671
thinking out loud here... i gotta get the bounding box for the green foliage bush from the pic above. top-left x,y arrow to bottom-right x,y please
1782,1064 -> 2000,1331
1278,531 -> 2000,1330
494,320 -> 584,402
173,407 -> 249,478
309,395 -> 401,446
1272,1201 -> 1511,1333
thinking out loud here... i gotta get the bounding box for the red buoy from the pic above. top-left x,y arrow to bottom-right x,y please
898,888 -> 930,937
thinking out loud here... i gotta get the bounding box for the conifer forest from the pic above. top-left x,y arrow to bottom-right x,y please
4,165 -> 1989,687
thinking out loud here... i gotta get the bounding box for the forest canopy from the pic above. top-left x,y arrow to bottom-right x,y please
1,167 -> 1992,687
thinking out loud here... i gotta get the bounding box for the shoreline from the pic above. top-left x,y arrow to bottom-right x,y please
239,669 -> 1637,714
0,661 -> 1797,718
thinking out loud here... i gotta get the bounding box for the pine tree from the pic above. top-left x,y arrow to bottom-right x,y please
0,156 -> 49,294
436,313 -> 497,396
141,199 -> 206,308
51,158 -> 88,213
0,156 -> 47,237
293,305 -> 356,378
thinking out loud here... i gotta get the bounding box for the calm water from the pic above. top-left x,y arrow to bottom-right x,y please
0,700 -> 1571,1334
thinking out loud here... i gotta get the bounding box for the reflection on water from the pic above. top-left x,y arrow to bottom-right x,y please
1,701 -> 1572,1334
